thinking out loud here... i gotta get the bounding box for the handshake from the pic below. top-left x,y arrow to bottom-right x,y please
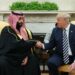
35,41 -> 44,49
27,40 -> 44,48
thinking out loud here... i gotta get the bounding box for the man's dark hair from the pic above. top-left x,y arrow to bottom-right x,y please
11,11 -> 23,16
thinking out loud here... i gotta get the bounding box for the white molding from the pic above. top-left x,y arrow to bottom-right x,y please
0,11 -> 75,14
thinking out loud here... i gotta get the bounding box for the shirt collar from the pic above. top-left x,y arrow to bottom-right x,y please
65,24 -> 70,31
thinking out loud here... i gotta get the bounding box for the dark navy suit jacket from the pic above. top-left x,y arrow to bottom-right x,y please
44,24 -> 75,59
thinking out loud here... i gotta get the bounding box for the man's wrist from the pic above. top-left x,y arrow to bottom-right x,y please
42,44 -> 45,49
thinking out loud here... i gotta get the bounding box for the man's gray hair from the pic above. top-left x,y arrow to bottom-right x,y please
56,12 -> 71,22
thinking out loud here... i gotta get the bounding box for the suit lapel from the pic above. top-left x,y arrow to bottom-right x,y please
69,24 -> 74,41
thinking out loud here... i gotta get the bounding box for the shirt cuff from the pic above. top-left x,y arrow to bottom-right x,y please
42,44 -> 45,49
74,60 -> 75,63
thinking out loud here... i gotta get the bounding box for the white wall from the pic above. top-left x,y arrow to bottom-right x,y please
0,0 -> 75,11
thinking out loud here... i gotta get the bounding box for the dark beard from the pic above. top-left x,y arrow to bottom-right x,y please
16,22 -> 23,31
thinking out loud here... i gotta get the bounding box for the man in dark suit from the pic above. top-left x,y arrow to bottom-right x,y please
36,13 -> 75,75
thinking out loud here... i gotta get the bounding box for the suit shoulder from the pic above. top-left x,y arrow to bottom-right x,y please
71,24 -> 75,26
51,27 -> 58,35
1,26 -> 9,33
70,24 -> 75,29
52,27 -> 59,32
